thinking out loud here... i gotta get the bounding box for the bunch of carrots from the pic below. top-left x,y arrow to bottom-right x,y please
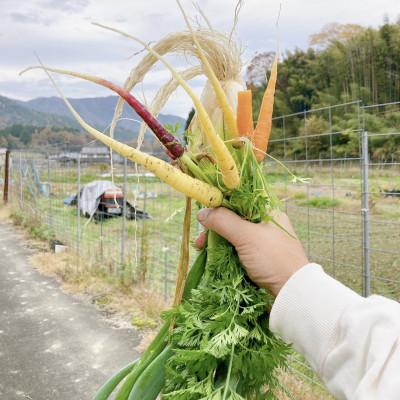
22,2 -> 295,398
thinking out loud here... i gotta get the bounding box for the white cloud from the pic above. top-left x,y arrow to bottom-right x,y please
1,0 -> 399,117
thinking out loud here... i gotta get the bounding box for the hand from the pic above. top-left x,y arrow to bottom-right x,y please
196,208 -> 309,296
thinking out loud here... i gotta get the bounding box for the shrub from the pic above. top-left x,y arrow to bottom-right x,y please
300,196 -> 340,208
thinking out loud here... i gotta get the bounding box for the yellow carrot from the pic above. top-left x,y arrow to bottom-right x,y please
176,0 -> 239,138
73,116 -> 222,207
93,22 -> 240,190
253,54 -> 278,161
40,66 -> 223,207
236,90 -> 254,137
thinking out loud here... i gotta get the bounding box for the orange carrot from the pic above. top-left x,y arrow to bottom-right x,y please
253,54 -> 278,161
236,90 -> 253,137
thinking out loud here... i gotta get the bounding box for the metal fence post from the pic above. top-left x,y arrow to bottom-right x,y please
47,153 -> 53,233
303,110 -> 311,256
3,149 -> 10,204
77,154 -> 81,261
328,105 -> 336,278
120,157 -> 127,270
282,116 -> 288,214
19,152 -> 23,206
361,129 -> 371,297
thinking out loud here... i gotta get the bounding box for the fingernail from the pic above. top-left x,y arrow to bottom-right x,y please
197,208 -> 212,223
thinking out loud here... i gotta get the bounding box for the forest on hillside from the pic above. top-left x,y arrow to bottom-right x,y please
247,20 -> 400,161
0,125 -> 86,149
0,124 -> 164,154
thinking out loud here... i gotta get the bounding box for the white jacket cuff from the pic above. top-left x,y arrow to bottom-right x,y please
269,263 -> 363,373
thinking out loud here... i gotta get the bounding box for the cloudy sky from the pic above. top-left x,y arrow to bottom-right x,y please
1,0 -> 399,117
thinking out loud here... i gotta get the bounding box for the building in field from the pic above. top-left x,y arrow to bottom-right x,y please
80,145 -> 123,163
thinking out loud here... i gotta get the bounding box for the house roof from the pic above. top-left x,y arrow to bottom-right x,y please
81,146 -> 109,155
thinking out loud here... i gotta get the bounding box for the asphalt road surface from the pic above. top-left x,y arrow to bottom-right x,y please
0,222 -> 140,400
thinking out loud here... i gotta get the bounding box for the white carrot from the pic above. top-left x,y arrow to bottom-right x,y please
93,22 -> 240,190
176,0 -> 239,138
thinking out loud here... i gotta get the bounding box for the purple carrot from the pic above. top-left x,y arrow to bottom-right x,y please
21,66 -> 184,159
101,79 -> 184,159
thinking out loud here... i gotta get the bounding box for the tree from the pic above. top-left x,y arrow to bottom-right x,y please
6,135 -> 24,149
250,20 -> 400,160
245,51 -> 275,89
309,23 -> 365,49
0,136 -> 8,148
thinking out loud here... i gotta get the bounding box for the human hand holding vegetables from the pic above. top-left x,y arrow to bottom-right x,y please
196,208 -> 309,296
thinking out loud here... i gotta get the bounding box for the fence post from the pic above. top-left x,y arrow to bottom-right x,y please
19,152 -> 23,206
3,149 -> 10,204
120,157 -> 127,270
77,154 -> 81,262
328,106 -> 336,278
47,153 -> 53,233
361,130 -> 371,297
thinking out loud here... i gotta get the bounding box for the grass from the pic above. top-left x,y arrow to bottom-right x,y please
299,196 -> 340,208
277,370 -> 334,400
0,204 -> 10,221
29,250 -> 167,334
10,208 -> 55,242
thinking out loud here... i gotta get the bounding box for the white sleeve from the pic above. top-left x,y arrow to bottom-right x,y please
269,263 -> 400,400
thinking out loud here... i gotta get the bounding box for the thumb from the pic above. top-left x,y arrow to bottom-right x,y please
197,207 -> 248,246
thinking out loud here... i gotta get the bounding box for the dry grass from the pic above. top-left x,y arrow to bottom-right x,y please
29,250 -> 168,333
0,205 -> 10,221
277,370 -> 333,400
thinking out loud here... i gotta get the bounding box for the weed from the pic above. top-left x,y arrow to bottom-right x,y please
293,192 -> 307,200
299,196 -> 340,208
93,294 -> 111,306
10,209 -> 55,241
131,315 -> 158,330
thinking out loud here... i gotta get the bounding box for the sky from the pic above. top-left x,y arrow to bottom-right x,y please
1,0 -> 399,117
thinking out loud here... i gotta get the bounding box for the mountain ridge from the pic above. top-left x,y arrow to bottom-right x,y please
0,94 -> 185,142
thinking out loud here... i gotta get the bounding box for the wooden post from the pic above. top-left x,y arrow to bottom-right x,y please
3,149 -> 10,204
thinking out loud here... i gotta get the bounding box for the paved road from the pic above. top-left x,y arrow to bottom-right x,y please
0,222 -> 140,400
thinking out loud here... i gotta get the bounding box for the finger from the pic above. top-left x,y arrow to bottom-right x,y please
197,207 -> 250,246
194,230 -> 207,250
268,210 -> 298,239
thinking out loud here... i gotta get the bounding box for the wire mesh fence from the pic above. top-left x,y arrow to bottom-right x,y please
266,100 -> 400,302
6,148 -> 198,300
362,102 -> 400,300
2,100 -> 400,398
